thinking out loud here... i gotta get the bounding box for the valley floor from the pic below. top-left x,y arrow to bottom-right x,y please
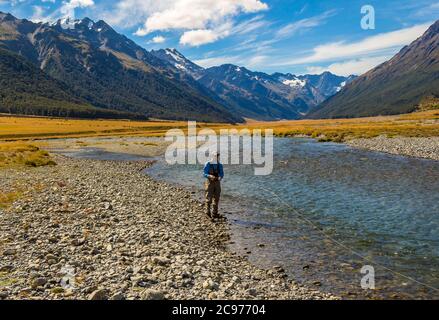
0,156 -> 335,300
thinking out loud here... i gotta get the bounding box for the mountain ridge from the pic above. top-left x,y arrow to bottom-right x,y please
151,48 -> 355,120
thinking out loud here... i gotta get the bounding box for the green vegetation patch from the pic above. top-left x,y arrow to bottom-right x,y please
0,143 -> 56,168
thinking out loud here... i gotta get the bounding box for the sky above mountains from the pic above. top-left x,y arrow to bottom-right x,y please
1,0 -> 437,76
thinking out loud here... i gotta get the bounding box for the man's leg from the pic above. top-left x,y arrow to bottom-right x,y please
212,182 -> 221,218
205,181 -> 213,218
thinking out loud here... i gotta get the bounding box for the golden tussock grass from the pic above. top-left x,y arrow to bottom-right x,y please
0,142 -> 56,168
235,110 -> 439,142
0,110 -> 438,143
0,115 -> 190,140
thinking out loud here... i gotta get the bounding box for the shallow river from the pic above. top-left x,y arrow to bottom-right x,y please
146,138 -> 439,299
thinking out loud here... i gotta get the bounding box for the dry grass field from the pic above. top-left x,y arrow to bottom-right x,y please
244,110 -> 439,142
0,115 -> 192,140
1,110 -> 439,143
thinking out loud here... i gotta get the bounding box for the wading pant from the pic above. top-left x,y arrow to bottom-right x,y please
205,180 -> 221,218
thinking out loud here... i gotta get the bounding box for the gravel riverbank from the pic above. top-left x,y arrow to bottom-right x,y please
347,136 -> 439,161
0,156 -> 335,300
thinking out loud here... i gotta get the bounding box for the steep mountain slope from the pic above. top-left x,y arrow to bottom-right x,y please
0,47 -> 143,119
308,20 -> 439,119
151,48 -> 204,79
198,65 -> 305,120
0,13 -> 241,122
152,48 -> 355,120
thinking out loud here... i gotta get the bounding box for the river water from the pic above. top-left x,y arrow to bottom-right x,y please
146,138 -> 439,299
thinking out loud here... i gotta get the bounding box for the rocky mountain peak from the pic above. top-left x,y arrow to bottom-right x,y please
0,12 -> 16,22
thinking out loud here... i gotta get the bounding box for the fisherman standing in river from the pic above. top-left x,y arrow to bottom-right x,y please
204,151 -> 224,221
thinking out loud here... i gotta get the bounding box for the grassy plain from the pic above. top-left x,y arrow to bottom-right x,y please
1,110 -> 438,143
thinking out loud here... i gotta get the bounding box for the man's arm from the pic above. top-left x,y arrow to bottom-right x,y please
203,162 -> 211,179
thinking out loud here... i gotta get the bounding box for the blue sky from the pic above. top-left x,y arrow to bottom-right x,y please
1,0 -> 438,75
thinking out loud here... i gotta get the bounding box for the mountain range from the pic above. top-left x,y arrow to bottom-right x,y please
0,12 -> 353,122
1,11 -> 436,122
151,48 -> 354,120
0,13 -> 239,122
308,20 -> 439,118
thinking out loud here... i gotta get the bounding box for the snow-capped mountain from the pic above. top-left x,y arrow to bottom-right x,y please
151,48 -> 204,78
272,72 -> 356,101
152,48 -> 357,120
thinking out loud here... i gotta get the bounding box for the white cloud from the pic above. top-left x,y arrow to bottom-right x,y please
107,0 -> 268,47
180,29 -> 221,46
306,56 -> 392,76
0,0 -> 25,5
414,2 -> 439,17
246,55 -> 268,68
276,23 -> 431,66
149,35 -> 166,44
193,53 -> 267,69
60,0 -> 95,19
134,0 -> 268,36
179,21 -> 232,46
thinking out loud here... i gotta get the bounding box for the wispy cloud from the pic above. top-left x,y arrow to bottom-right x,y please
273,23 -> 431,66
306,56 -> 392,76
413,1 -> 439,17
193,10 -> 337,67
232,15 -> 272,35
274,9 -> 337,40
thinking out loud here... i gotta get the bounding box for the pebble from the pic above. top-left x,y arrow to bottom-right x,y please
202,280 -> 219,291
3,249 -> 16,256
31,277 -> 47,289
88,289 -> 109,300
141,289 -> 165,300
